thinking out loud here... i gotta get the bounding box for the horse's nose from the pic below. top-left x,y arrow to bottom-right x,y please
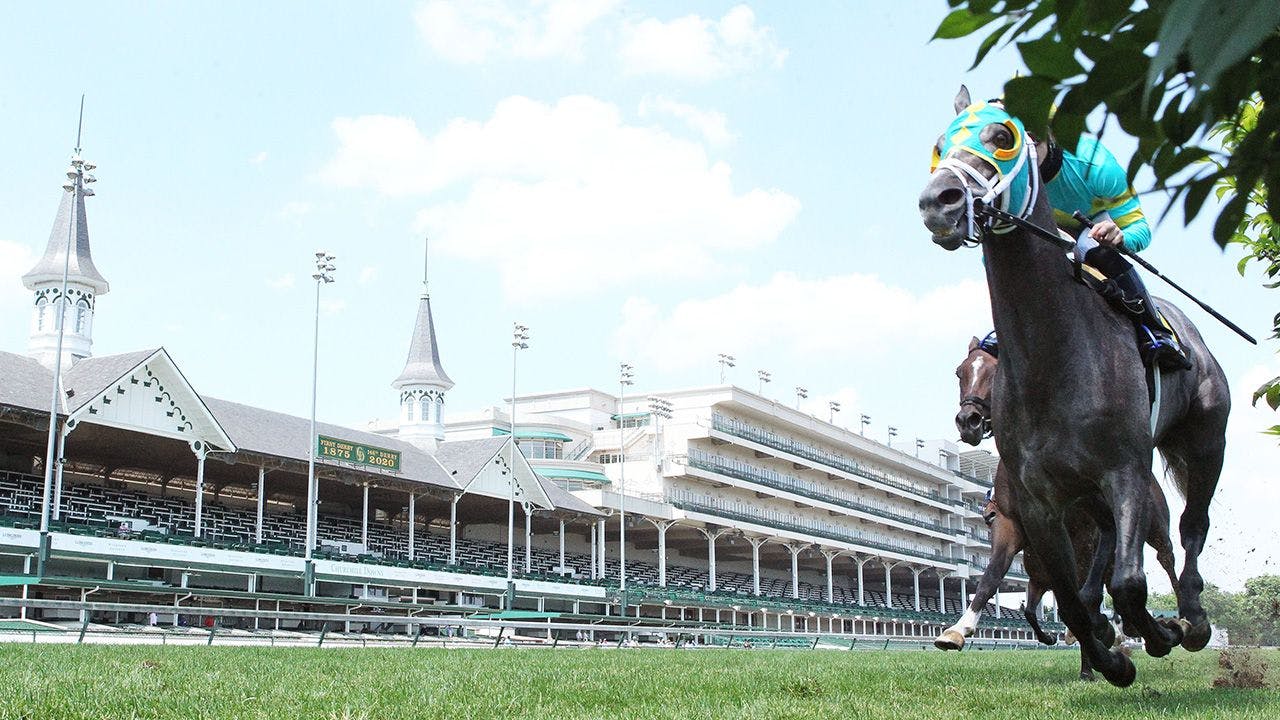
919,175 -> 966,215
955,409 -> 985,446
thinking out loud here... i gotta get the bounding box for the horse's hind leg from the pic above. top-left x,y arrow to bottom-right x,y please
1107,467 -> 1184,658
1021,569 -> 1057,645
1162,430 -> 1226,651
1144,480 -> 1181,606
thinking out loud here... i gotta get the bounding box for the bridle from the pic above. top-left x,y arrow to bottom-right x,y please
931,104 -> 1049,248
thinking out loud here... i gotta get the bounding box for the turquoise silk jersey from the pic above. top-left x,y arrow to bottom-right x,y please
1045,137 -> 1151,253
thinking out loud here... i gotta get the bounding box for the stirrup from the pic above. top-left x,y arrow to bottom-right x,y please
1139,326 -> 1192,371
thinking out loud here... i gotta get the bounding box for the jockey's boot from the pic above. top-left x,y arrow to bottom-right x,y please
1109,267 -> 1193,371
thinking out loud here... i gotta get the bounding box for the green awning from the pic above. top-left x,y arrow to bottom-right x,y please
536,468 -> 610,484
0,574 -> 38,587
492,428 -> 573,442
611,412 -> 650,420
471,610 -> 562,620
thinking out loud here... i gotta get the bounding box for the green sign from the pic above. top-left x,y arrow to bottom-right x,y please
317,435 -> 401,472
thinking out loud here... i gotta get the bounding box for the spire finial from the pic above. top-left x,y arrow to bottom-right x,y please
75,94 -> 85,155
422,235 -> 430,298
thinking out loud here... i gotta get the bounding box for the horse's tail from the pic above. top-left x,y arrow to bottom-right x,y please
1157,448 -> 1191,501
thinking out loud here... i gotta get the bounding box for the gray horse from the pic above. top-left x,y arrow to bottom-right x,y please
918,87 -> 1230,687
938,337 -> 1182,683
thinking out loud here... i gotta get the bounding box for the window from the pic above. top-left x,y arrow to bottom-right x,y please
518,439 -> 564,460
35,298 -> 49,332
405,400 -> 416,422
74,301 -> 90,335
618,416 -> 650,429
596,452 -> 624,464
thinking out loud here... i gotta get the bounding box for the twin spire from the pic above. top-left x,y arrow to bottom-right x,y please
393,236 -> 453,391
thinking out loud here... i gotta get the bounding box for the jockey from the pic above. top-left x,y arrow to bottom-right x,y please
1036,133 -> 1191,370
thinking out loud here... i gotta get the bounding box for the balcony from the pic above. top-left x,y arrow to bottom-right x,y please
710,414 -> 963,507
687,449 -> 963,538
667,492 -> 962,566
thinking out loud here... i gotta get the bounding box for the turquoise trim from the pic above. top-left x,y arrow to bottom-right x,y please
611,412 -> 649,420
536,468 -> 610,484
492,427 -> 573,442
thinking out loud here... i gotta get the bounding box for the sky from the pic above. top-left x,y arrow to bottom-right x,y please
0,2 -> 1276,592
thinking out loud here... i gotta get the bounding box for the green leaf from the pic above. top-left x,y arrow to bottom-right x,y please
1184,0 -> 1280,89
970,20 -> 1016,70
1003,75 -> 1058,136
1017,36 -> 1085,79
934,9 -> 999,40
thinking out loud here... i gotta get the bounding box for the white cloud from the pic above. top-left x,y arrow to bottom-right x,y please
249,151 -> 268,165
278,201 -> 312,221
613,272 -> 991,371
321,95 -> 800,301
358,266 -> 378,285
639,95 -> 734,147
320,298 -> 347,315
266,272 -> 295,290
619,4 -> 787,82
414,0 -> 618,64
0,240 -> 36,323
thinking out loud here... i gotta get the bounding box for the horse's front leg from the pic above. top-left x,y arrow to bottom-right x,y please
1018,495 -> 1135,687
1108,468 -> 1184,658
1077,505 -> 1117,647
1021,574 -> 1056,646
935,509 -> 1023,651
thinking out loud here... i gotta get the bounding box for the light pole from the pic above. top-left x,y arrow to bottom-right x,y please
717,353 -> 735,383
508,323 -> 529,586
887,426 -> 898,448
860,414 -> 871,436
915,438 -> 925,458
794,386 -> 807,410
648,395 -> 673,472
618,362 -> 634,592
828,401 -> 841,424
757,369 -> 771,395
305,251 -> 336,596
37,102 -> 93,577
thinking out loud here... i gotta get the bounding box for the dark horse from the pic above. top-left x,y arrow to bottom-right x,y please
937,338 -> 1182,681
919,88 -> 1229,687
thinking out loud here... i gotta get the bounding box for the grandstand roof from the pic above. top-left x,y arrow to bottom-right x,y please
62,348 -> 161,412
203,396 -> 460,492
435,436 -> 603,516
0,351 -> 55,413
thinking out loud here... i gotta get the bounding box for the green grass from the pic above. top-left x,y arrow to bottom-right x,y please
0,645 -> 1276,719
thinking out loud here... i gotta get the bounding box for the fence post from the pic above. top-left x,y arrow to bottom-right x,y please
78,615 -> 89,644
318,622 -> 329,648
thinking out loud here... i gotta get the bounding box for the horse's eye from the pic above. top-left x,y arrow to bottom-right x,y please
981,123 -> 1015,150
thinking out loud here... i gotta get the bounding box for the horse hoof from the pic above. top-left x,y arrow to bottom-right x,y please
934,630 -> 965,651
1181,621 -> 1212,652
1157,617 -> 1185,646
1079,672 -> 1096,682
1102,653 -> 1137,689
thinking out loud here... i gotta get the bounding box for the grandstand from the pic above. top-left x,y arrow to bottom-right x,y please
0,143 -> 1053,646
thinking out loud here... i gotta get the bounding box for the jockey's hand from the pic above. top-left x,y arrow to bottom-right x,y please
1089,219 -> 1124,247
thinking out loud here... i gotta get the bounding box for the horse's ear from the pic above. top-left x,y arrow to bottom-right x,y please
969,336 -> 981,351
954,85 -> 972,115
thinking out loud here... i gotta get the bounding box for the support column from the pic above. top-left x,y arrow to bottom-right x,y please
912,566 -> 922,612
749,537 -> 767,595
787,544 -> 804,599
645,519 -> 675,587
698,527 -> 729,592
856,556 -> 866,606
255,467 -> 265,545
52,425 -> 69,521
884,562 -> 894,607
822,550 -> 840,604
589,523 -> 597,580
523,504 -> 533,573
937,572 -> 946,614
598,518 -> 607,580
995,588 -> 1002,618
361,482 -> 370,548
191,442 -> 208,538
408,493 -> 416,561
961,576 -> 968,608
558,518 -> 566,571
449,494 -> 459,565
